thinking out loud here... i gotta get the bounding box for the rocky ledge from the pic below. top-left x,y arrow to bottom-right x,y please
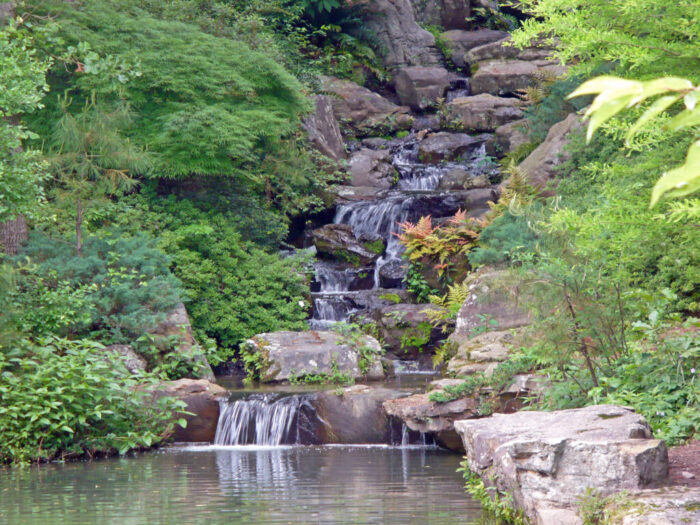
455,405 -> 670,525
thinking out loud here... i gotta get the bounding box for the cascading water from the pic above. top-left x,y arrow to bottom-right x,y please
310,135 -> 496,329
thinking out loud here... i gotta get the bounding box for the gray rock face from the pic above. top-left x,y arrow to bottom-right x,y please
243,331 -> 384,383
607,487 -> 700,525
302,95 -> 347,162
455,405 -> 669,525
438,168 -> 491,190
151,303 -> 216,382
448,269 -> 533,347
312,224 -> 384,266
313,385 -> 404,444
441,29 -> 508,68
322,76 -> 412,137
105,344 -> 147,374
518,112 -> 582,190
411,0 -> 472,30
378,259 -> 408,288
447,329 -> 520,377
331,185 -> 386,203
471,59 -> 564,96
155,379 -> 229,442
348,148 -> 395,188
417,132 -> 487,163
374,303 -> 448,356
444,94 -> 525,131
487,118 -> 530,157
465,37 -> 554,66
393,66 -> 451,110
355,0 -> 442,69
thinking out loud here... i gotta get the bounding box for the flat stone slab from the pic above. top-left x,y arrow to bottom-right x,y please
455,405 -> 669,524
607,487 -> 700,524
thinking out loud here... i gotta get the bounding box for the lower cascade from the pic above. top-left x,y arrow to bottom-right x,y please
214,393 -> 435,447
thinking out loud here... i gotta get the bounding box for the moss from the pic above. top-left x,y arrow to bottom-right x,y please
363,238 -> 385,255
334,249 -> 362,267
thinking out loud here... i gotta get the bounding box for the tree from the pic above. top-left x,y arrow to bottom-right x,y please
0,18 -> 50,253
49,95 -> 147,255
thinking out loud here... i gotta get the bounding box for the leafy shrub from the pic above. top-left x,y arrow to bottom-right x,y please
0,337 -> 186,463
13,232 -> 182,343
469,212 -> 539,268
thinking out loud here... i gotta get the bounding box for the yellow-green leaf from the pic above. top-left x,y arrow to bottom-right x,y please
650,140 -> 700,207
666,106 -> 700,131
567,76 -> 640,99
586,96 -> 634,143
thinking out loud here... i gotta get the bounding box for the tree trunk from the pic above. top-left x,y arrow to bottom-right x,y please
76,198 -> 83,256
0,215 -> 28,255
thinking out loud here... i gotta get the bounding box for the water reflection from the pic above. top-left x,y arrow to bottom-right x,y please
0,447 -> 484,525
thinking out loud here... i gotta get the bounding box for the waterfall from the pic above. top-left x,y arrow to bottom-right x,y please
215,395 -> 308,446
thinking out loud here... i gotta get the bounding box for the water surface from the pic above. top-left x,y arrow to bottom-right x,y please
0,446 -> 483,525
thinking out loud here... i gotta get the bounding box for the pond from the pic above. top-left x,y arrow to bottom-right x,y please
0,446 -> 484,525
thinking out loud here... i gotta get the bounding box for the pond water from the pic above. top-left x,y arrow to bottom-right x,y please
0,446 -> 484,525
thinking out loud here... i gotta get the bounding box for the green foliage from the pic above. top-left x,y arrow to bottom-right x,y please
403,262 -> 439,303
460,466 -> 530,525
332,322 -> 384,374
569,75 -> 700,208
13,231 -> 182,343
289,360 -> 355,385
512,0 -> 700,79
0,18 -> 50,222
0,336 -> 186,464
469,211 -> 539,268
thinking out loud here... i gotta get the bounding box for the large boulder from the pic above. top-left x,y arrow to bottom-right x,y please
312,224 -> 385,266
302,95 -> 347,162
606,487 -> 700,525
348,148 -> 395,188
447,329 -> 521,377
322,76 -> 412,136
393,66 -> 451,110
105,344 -> 147,375
313,385 -> 404,444
444,94 -> 525,132
417,132 -> 487,164
448,269 -> 533,347
518,112 -> 582,190
486,118 -> 531,157
465,37 -> 554,66
411,0 -> 472,30
374,303 -> 449,356
242,330 -> 384,383
157,379 -> 229,442
151,303 -> 216,382
441,29 -> 508,68
438,168 -> 491,190
331,185 -> 386,203
455,405 -> 669,524
353,0 -> 441,69
471,59 -> 567,96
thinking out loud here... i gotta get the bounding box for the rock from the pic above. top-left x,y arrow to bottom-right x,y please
243,330 -> 384,383
471,59 -> 568,96
438,168 -> 491,190
322,76 -> 412,137
105,344 -> 147,374
393,66 -> 451,110
331,185 -> 386,203
354,0 -> 441,69
302,95 -> 347,162
455,405 -> 669,524
607,487 -> 700,525
448,269 -> 533,347
486,118 -> 530,157
312,224 -> 385,266
411,0 -> 472,30
448,330 -> 520,377
428,378 -> 465,391
444,94 -> 524,132
378,259 -> 408,288
348,148 -> 395,188
465,37 -> 554,66
417,132 -> 487,163
517,112 -> 582,190
156,379 -> 229,442
374,303 -> 449,356
313,385 -> 404,444
441,29 -> 509,68
384,393 -> 478,451
151,303 -> 216,382
0,2 -> 14,22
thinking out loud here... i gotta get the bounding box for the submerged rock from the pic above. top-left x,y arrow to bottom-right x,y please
393,66 -> 451,111
242,330 -> 384,383
455,405 -> 669,524
444,94 -> 524,132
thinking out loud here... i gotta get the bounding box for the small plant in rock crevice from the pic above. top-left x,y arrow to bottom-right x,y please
331,322 -> 384,375
460,464 -> 530,525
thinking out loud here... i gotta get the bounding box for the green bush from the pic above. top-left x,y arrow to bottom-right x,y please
13,232 -> 182,343
0,337 -> 186,464
469,212 -> 539,268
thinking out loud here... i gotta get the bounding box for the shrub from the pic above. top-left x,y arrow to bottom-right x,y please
469,211 -> 539,268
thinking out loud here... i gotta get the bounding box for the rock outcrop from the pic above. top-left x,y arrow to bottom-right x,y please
348,148 -> 395,188
303,95 -> 347,162
455,405 -> 669,524
447,329 -> 521,377
417,132 -> 488,164
312,223 -> 385,266
353,0 -> 442,69
242,330 -> 384,383
487,118 -> 530,157
373,303 -> 449,356
156,379 -> 229,442
444,94 -> 525,132
441,29 -> 508,68
438,168 -> 491,190
322,76 -> 412,136
411,0 -> 472,30
393,66 -> 451,110
471,59 -> 567,96
606,487 -> 700,525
